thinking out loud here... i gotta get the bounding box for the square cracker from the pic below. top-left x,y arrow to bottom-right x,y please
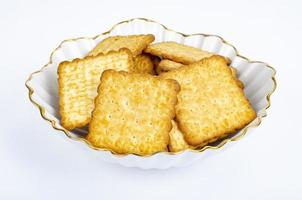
160,55 -> 256,146
144,41 -> 213,64
87,70 -> 180,155
58,49 -> 133,130
88,34 -> 155,57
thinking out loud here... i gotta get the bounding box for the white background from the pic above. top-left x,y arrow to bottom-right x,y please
1,0 -> 302,199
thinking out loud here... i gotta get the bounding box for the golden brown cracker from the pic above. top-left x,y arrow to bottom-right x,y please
160,55 -> 256,146
145,41 -> 213,64
58,49 -> 134,130
88,34 -> 155,57
87,70 -> 180,155
132,54 -> 154,74
168,120 -> 191,152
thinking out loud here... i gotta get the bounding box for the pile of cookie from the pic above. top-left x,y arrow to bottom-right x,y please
58,34 -> 256,155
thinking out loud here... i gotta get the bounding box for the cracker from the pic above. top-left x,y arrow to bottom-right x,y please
168,120 -> 190,152
160,55 -> 256,146
158,59 -> 184,72
87,70 -> 180,155
58,49 -> 133,130
88,34 -> 155,57
145,41 -> 213,64
132,54 -> 154,74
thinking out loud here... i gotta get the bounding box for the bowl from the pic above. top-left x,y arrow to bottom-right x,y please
25,18 -> 276,169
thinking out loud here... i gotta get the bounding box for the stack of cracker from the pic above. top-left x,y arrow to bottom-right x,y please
58,34 -> 256,155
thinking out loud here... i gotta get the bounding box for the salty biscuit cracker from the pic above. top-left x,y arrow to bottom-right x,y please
132,54 -> 154,74
88,34 -> 155,57
158,59 -> 185,72
160,55 -> 256,146
168,120 -> 191,152
58,49 -> 133,130
87,70 -> 180,155
145,41 -> 214,64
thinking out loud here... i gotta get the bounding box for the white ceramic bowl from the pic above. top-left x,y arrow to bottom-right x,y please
25,18 -> 276,169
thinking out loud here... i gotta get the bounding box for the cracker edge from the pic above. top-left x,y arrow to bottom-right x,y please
158,59 -> 185,72
89,34 -> 155,57
144,42 -> 214,64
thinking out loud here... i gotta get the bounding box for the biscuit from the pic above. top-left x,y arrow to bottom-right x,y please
160,55 -> 256,146
87,70 -> 180,155
132,54 -> 154,74
58,49 -> 133,130
168,120 -> 190,152
158,59 -> 184,72
145,41 -> 213,64
88,34 -> 155,57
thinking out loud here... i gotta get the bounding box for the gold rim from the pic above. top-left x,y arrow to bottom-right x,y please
25,18 -> 277,157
